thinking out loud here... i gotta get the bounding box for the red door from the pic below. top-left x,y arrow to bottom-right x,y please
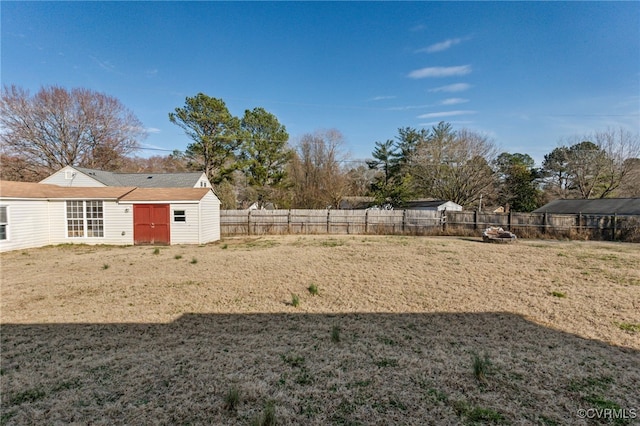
133,204 -> 170,245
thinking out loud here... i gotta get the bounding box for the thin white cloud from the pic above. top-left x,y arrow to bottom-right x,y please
408,65 -> 471,79
369,95 -> 396,101
441,98 -> 469,105
386,104 -> 435,111
146,127 -> 161,134
90,55 -> 118,74
420,120 -> 475,127
410,24 -> 426,32
145,69 -> 158,77
429,83 -> 472,93
417,38 -> 463,53
417,110 -> 476,119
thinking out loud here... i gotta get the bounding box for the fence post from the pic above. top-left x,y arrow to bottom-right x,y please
402,210 -> 407,234
543,212 -> 547,234
474,209 -> 478,230
365,210 -> 369,234
327,210 -> 331,234
612,213 -> 617,241
248,210 -> 252,236
287,210 -> 291,234
508,210 -> 513,231
578,212 -> 582,234
442,210 -> 447,233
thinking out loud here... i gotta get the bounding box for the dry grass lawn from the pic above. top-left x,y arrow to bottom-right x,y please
1,235 -> 639,425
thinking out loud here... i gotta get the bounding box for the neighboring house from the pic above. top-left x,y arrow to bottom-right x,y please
337,197 -> 463,211
404,200 -> 463,212
533,198 -> 640,216
40,165 -> 212,189
0,180 -> 220,252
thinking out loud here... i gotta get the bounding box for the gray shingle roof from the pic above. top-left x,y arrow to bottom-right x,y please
75,167 -> 205,188
533,198 -> 640,215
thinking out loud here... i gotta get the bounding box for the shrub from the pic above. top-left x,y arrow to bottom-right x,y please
308,283 -> 318,296
152,247 -> 160,255
291,293 -> 300,307
223,386 -> 240,411
473,353 -> 492,383
174,254 -> 182,260
550,291 -> 566,298
253,401 -> 276,426
190,258 -> 198,264
331,325 -> 341,343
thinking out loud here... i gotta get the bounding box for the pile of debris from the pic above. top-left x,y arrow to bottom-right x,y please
482,227 -> 517,243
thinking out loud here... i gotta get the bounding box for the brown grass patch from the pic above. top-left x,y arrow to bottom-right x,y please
1,236 -> 639,424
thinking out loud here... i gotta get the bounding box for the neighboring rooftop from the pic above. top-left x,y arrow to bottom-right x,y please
533,198 -> 640,215
74,167 -> 206,188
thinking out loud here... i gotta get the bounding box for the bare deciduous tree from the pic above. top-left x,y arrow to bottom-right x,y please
409,123 -> 498,208
0,85 -> 144,175
288,129 -> 350,209
546,128 -> 640,199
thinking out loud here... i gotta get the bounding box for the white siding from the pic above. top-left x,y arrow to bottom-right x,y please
0,191 -> 220,252
194,173 -> 213,189
40,166 -> 105,187
0,199 -> 51,252
169,202 -> 201,244
199,191 -> 221,243
48,200 -> 133,246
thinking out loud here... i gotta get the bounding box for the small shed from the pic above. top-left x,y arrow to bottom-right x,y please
404,200 -> 463,212
0,181 -> 220,252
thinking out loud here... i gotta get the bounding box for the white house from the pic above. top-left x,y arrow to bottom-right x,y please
0,181 -> 220,252
40,166 -> 212,189
404,200 -> 463,212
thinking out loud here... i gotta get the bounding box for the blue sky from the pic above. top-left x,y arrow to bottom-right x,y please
2,1 -> 639,166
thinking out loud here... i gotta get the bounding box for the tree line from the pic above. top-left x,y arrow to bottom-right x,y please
2,85 -> 639,210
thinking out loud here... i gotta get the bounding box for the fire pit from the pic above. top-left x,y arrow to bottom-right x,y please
482,227 -> 517,243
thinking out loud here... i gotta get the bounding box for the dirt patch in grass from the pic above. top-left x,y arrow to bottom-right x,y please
1,236 -> 639,424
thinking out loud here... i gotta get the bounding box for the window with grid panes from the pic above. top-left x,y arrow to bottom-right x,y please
86,201 -> 104,237
66,201 -> 104,237
0,206 -> 7,240
66,201 -> 84,237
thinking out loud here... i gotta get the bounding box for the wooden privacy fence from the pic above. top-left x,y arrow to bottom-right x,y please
221,209 -> 442,236
221,209 -> 640,241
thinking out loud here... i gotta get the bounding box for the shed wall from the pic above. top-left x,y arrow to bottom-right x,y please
47,200 -> 133,245
0,199 -> 51,252
168,203 -> 201,244
198,191 -> 221,243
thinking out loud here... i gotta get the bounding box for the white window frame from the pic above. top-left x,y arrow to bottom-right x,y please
66,201 -> 104,238
173,209 -> 186,222
0,205 -> 8,241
